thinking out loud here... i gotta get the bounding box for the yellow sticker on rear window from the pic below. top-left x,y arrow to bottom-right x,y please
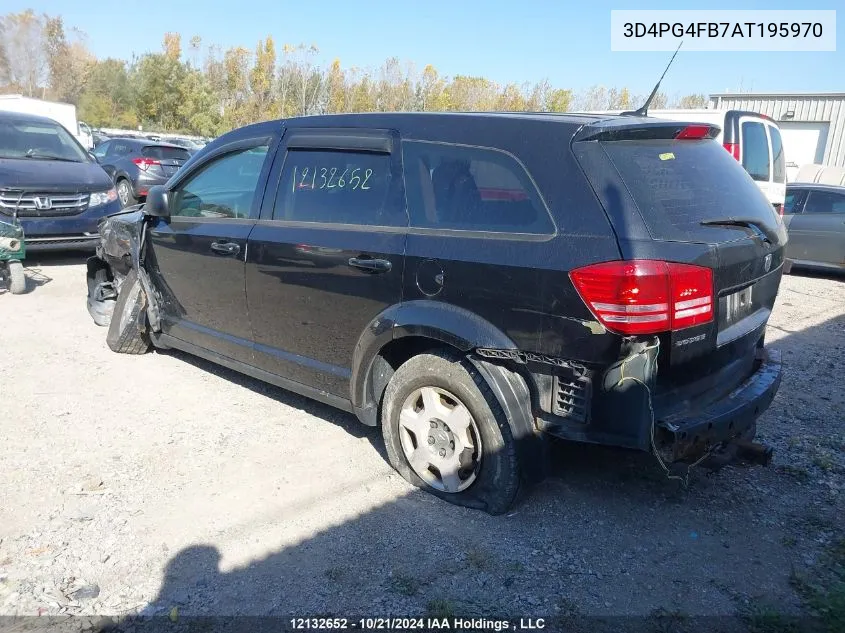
659,152 -> 675,161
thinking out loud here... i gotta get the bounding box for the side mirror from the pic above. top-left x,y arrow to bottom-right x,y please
144,185 -> 170,218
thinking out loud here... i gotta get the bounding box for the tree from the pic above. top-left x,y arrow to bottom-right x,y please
326,59 -> 347,114
44,16 -> 94,105
0,10 -> 47,97
77,58 -> 135,127
677,93 -> 708,109
249,36 -> 277,121
546,88 -> 572,112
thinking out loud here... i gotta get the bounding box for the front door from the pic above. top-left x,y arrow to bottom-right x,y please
245,128 -> 407,398
787,188 -> 845,267
147,138 -> 275,363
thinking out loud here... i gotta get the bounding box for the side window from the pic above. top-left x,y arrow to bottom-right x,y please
741,121 -> 771,182
804,191 -> 845,215
402,141 -> 553,234
92,141 -> 110,159
274,150 -> 393,225
170,145 -> 269,220
784,190 -> 805,215
769,126 -> 786,184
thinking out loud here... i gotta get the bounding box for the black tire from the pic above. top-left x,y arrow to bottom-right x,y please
116,179 -> 137,208
381,350 -> 520,515
8,261 -> 25,294
106,269 -> 150,354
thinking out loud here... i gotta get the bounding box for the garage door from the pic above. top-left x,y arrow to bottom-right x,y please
779,121 -> 829,181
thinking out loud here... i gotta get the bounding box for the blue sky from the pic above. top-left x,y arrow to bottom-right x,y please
7,0 -> 843,98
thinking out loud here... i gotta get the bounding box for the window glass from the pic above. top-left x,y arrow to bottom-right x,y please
804,191 -> 845,215
170,145 -> 269,219
741,121 -> 771,182
0,119 -> 88,161
143,146 -> 190,161
784,190 -> 803,214
92,141 -> 110,159
110,142 -> 131,156
402,141 -> 553,234
769,126 -> 786,184
274,150 -> 393,225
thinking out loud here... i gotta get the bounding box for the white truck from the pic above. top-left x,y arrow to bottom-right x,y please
0,94 -> 94,150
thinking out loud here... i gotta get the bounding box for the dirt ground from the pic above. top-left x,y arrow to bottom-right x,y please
0,255 -> 843,630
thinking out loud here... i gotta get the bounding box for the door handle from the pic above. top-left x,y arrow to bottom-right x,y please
210,241 -> 240,256
348,256 -> 392,274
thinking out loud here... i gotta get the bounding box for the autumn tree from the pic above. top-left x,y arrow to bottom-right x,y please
0,10 -> 47,96
677,93 -> 708,108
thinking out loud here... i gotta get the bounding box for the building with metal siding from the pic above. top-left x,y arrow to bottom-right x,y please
709,93 -> 845,172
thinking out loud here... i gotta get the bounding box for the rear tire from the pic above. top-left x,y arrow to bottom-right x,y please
106,269 -> 150,354
116,179 -> 137,208
381,350 -> 520,515
8,261 -> 25,294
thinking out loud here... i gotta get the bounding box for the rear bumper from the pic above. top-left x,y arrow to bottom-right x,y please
133,172 -> 168,198
656,347 -> 782,460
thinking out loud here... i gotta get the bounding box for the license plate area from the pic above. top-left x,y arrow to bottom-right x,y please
723,285 -> 754,326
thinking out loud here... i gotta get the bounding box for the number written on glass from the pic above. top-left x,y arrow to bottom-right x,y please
292,165 -> 373,192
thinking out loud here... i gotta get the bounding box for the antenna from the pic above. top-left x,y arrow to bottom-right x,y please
621,41 -> 683,117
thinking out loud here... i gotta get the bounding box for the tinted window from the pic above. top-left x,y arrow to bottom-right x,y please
143,145 -> 190,161
804,191 -> 845,215
274,150 -> 393,225
0,118 -> 89,162
402,141 -> 553,234
741,121 -> 770,182
770,126 -> 786,184
784,189 -> 805,214
110,142 -> 131,156
601,139 -> 779,242
170,146 -> 269,220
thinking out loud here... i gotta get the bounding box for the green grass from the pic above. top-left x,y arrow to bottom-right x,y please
389,573 -> 422,597
465,547 -> 493,571
425,599 -> 455,619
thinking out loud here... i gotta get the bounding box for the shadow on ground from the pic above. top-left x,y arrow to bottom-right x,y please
101,312 -> 844,631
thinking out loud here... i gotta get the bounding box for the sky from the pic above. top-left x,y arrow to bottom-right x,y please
6,0 -> 843,99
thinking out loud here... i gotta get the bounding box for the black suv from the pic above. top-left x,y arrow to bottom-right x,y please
86,112 -> 786,514
91,138 -> 191,207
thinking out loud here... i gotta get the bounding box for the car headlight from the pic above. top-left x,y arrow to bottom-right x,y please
90,188 -> 118,207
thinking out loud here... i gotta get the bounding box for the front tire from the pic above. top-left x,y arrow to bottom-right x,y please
381,350 -> 520,515
116,179 -> 137,208
106,269 -> 150,354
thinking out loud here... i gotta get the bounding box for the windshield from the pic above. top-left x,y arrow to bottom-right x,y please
0,119 -> 89,162
600,138 -> 781,242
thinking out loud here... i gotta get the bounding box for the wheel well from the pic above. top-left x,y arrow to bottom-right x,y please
368,336 -> 461,418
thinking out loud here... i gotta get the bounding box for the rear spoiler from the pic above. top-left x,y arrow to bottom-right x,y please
574,119 -> 721,143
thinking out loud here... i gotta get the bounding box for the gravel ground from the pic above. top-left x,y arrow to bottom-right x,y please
0,256 -> 843,628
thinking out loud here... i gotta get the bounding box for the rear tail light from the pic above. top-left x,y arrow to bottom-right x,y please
132,157 -> 161,171
570,260 -> 714,335
723,142 -> 740,161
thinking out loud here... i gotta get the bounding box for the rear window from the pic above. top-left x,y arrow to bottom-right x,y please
770,126 -> 786,184
601,139 -> 780,242
142,146 -> 190,161
741,121 -> 770,182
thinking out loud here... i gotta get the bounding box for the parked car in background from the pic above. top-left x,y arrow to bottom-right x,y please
783,182 -> 845,274
91,138 -> 191,207
0,110 -> 121,251
167,137 -> 204,154
86,112 -> 785,513
92,132 -> 110,147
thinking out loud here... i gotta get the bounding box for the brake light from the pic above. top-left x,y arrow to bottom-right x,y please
570,260 -> 714,335
132,157 -> 161,171
675,125 -> 712,140
723,142 -> 740,161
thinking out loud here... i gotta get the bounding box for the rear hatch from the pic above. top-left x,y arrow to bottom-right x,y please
572,118 -> 787,408
140,145 -> 190,178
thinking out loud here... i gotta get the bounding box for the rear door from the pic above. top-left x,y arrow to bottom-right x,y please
245,128 -> 407,398
574,122 -> 787,396
787,188 -> 845,267
146,133 -> 277,363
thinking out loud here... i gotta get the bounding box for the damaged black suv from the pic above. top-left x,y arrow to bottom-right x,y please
86,112 -> 785,514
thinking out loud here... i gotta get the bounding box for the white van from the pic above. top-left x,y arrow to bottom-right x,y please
589,109 -> 787,213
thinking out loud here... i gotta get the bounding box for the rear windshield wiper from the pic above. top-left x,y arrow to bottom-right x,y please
700,217 -> 775,244
23,150 -> 82,162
